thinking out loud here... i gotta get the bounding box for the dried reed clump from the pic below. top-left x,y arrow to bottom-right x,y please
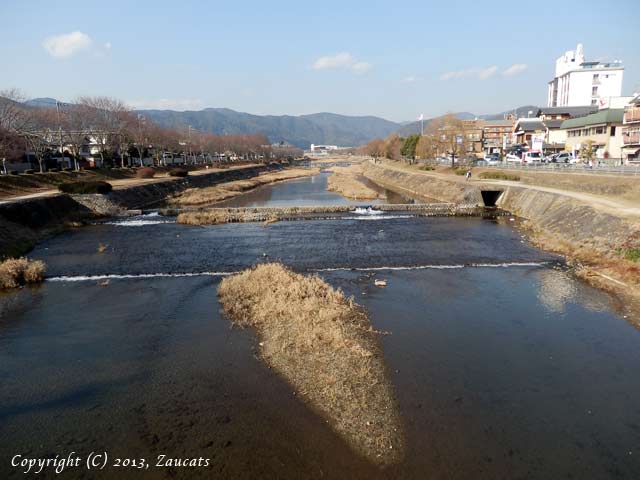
0,258 -> 46,289
171,168 -> 319,207
218,263 -> 404,465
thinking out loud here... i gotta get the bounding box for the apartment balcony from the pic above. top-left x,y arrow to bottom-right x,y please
624,107 -> 640,124
623,129 -> 640,146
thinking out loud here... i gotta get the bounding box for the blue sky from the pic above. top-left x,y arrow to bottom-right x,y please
1,0 -> 638,122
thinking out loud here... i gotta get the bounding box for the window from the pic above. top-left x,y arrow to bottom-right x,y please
592,86 -> 598,96
610,126 -> 616,136
591,99 -> 598,105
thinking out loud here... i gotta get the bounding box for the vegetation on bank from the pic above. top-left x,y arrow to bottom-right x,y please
170,168 -> 319,207
0,257 -> 46,289
168,168 -> 189,177
625,248 -> 640,262
218,263 -> 404,465
58,181 -> 113,194
135,167 -> 156,178
326,164 -> 384,200
479,171 -> 521,181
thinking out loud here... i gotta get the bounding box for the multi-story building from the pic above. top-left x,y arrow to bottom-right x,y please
462,119 -> 484,156
481,119 -> 514,154
547,44 -> 623,107
561,109 -> 624,160
622,94 -> 640,163
512,119 -> 546,147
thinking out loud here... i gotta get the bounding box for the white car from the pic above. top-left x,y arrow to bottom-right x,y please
522,152 -> 543,164
505,153 -> 521,163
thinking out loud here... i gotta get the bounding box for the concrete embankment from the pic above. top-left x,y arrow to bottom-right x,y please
363,161 -> 640,315
0,164 -> 273,258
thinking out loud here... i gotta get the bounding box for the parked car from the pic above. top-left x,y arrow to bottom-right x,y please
522,152 -> 543,164
483,153 -> 501,165
505,153 -> 521,163
544,153 -> 558,163
555,152 -> 576,164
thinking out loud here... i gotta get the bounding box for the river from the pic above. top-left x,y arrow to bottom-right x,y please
1,172 -> 639,479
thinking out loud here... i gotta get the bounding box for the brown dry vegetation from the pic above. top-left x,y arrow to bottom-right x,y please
0,257 -> 46,289
170,168 -> 319,207
218,263 -> 404,465
326,164 -> 385,200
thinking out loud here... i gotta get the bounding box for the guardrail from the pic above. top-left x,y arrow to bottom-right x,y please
480,162 -> 640,176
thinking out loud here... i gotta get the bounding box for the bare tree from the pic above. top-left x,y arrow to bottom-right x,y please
428,113 -> 469,168
20,108 -> 58,173
77,96 -> 132,167
365,138 -> 385,162
0,89 -> 29,172
383,134 -> 403,161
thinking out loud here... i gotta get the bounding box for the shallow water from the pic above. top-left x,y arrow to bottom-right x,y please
1,176 -> 640,479
215,171 -> 413,207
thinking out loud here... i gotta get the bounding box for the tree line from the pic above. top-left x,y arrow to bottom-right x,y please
360,113 -> 473,168
0,89 -> 299,173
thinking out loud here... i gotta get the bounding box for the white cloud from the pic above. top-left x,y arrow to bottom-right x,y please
43,31 -> 93,58
441,66 -> 498,81
503,63 -> 528,76
312,52 -> 372,73
402,75 -> 418,83
104,42 -> 112,50
127,98 -> 205,111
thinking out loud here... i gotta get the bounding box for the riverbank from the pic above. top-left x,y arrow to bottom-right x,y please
0,164 -> 279,258
363,160 -> 640,321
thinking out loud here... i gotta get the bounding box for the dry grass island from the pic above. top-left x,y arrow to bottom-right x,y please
0,258 -> 45,289
326,163 -> 385,200
170,168 -> 319,207
218,263 -> 404,465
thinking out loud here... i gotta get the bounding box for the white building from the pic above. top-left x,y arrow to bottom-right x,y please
547,44 -> 623,108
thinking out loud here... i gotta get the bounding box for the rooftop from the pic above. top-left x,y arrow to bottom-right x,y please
561,109 -> 624,129
536,106 -> 598,118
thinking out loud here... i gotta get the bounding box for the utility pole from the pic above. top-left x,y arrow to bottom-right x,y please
188,125 -> 192,164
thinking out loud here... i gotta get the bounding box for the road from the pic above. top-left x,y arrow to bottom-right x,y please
378,161 -> 640,220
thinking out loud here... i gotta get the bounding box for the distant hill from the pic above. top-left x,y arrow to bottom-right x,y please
17,97 -> 539,148
24,97 -> 59,108
139,108 -> 401,149
480,105 -> 539,120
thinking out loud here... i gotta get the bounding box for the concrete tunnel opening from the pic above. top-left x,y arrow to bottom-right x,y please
481,190 -> 503,208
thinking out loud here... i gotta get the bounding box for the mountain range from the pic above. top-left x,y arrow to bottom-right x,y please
23,98 -> 537,149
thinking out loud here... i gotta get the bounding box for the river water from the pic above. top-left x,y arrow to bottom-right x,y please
1,173 -> 639,479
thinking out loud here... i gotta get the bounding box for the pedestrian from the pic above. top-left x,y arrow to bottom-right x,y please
465,169 -> 472,181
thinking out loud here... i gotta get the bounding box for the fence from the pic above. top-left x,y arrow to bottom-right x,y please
481,161 -> 640,176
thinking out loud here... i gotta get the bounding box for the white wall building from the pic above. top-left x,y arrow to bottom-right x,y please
547,44 -> 623,108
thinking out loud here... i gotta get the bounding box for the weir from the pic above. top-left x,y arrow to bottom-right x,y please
168,203 -> 511,224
